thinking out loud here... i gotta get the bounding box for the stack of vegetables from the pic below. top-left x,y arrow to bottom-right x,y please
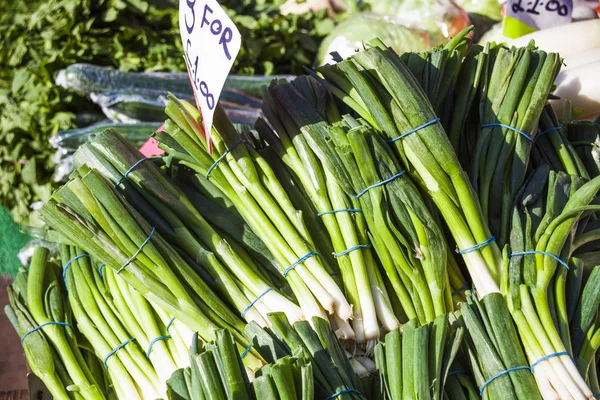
7,27 -> 600,399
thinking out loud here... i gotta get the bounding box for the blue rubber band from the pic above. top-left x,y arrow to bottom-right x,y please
448,369 -> 471,376
166,317 -> 176,332
325,388 -> 362,400
240,344 -> 253,359
330,270 -> 341,276
452,282 -> 469,297
333,244 -> 371,257
98,264 -> 105,278
510,250 -> 570,271
146,335 -> 172,358
480,365 -> 530,396
63,254 -> 89,288
458,237 -> 495,254
117,227 -> 155,273
317,208 -> 363,217
283,251 -> 319,277
538,126 -> 563,137
241,288 -> 273,318
115,157 -> 149,188
531,351 -> 570,371
103,338 -> 136,369
356,170 -> 406,198
387,118 -> 441,143
481,123 -> 534,142
21,322 -> 71,345
206,140 -> 246,180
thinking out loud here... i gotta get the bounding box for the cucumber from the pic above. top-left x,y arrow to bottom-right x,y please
56,63 -> 294,98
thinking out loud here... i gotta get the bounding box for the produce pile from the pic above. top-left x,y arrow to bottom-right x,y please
7,27 -> 600,399
0,0 -> 336,226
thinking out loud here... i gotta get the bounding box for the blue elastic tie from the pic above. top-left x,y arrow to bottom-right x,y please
241,288 -> 273,318
63,254 -> 89,288
21,322 -> 71,345
325,388 -> 362,400
448,369 -> 470,376
452,282 -> 469,297
283,251 -> 319,277
166,317 -> 176,331
510,250 -> 570,271
356,170 -> 406,198
115,157 -> 149,188
240,344 -> 253,359
103,338 -> 136,369
333,244 -> 371,257
318,208 -> 363,217
387,118 -> 440,143
481,123 -> 534,142
480,366 -> 530,396
531,351 -> 570,371
458,237 -> 495,254
330,270 -> 341,276
98,264 -> 105,278
146,335 -> 172,358
117,227 -> 155,273
206,140 -> 246,180
538,126 -> 563,137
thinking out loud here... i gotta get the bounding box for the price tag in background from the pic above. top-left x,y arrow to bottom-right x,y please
179,0 -> 241,153
503,0 -> 572,38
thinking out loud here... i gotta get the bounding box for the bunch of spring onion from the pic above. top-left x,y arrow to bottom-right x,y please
374,315 -> 452,400
571,266 -> 600,396
166,329 -> 314,400
39,161 -> 262,367
314,35 -> 502,298
506,165 -> 600,398
533,106 -> 590,180
61,244 -> 191,399
156,95 -> 352,330
72,129 -> 303,328
261,78 -> 471,324
456,291 -> 541,400
245,313 -> 367,399
6,247 -> 107,400
566,120 -> 600,179
257,76 -> 399,342
473,43 -> 562,246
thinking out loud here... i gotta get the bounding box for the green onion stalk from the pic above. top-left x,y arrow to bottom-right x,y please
257,76 -> 398,343
62,244 -> 163,399
533,106 -> 589,179
245,313 -> 364,399
167,329 -> 313,400
314,43 -> 502,298
157,95 -> 352,326
457,291 -> 541,400
375,315 -> 451,400
571,266 -> 600,393
266,78 -> 456,326
506,168 -> 600,398
6,248 -> 106,400
566,120 -> 600,179
473,44 -> 561,247
71,129 -> 303,328
40,169 -> 263,369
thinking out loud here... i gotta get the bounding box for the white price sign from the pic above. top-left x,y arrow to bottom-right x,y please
179,0 -> 241,152
506,0 -> 572,32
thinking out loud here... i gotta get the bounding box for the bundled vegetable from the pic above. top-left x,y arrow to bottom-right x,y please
315,35 -> 502,297
167,329 -> 314,400
375,315 -> 454,400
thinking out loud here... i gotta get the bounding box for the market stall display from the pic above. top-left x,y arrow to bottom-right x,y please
3,0 -> 600,399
